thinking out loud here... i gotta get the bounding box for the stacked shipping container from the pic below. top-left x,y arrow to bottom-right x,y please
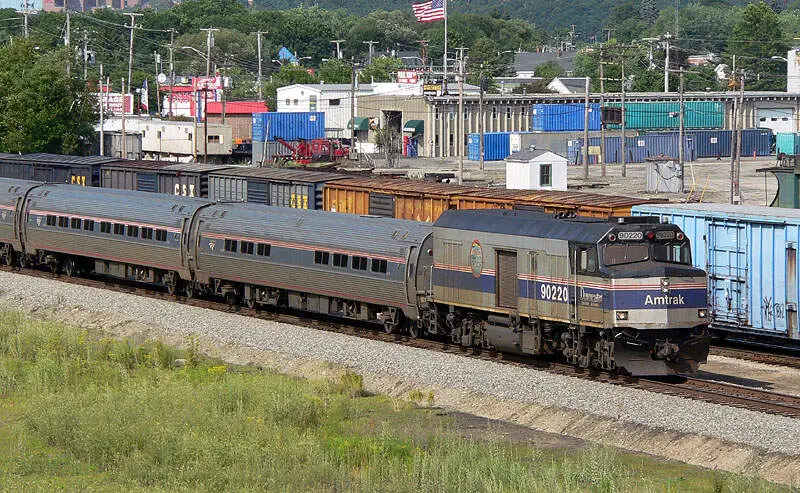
530,103 -> 601,132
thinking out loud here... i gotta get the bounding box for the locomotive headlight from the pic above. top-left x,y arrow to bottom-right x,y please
615,311 -> 629,321
698,309 -> 708,319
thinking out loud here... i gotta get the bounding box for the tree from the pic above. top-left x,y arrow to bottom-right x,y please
728,1 -> 788,90
640,0 -> 659,23
534,61 -> 565,81
0,41 -> 97,154
317,58 -> 351,84
360,56 -> 403,83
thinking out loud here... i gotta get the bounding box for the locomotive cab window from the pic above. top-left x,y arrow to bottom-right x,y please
371,259 -> 388,274
572,245 -> 598,273
652,242 -> 692,265
603,243 -> 649,266
314,251 -> 330,265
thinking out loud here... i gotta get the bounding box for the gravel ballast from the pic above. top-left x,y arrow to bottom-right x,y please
2,270 -> 800,460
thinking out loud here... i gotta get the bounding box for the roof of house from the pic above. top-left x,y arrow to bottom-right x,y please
506,149 -> 566,161
206,101 -> 270,115
548,77 -> 590,94
513,51 -> 576,73
277,83 -> 374,93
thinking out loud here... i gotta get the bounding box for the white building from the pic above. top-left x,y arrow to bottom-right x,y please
505,149 -> 568,191
140,120 -> 232,162
546,77 -> 590,95
276,82 -> 479,138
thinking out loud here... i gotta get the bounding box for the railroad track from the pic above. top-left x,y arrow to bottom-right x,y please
709,346 -> 800,371
4,265 -> 800,420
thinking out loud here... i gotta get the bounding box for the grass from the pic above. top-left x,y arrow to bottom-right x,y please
0,309 -> 792,492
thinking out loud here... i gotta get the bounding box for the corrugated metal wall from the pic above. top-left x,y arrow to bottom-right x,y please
530,103 -> 601,132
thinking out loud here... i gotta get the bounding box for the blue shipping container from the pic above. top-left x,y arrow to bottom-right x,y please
625,134 -> 695,163
253,112 -> 326,141
566,137 -> 622,164
531,103 -> 601,132
631,203 -> 800,340
252,114 -> 266,141
468,132 -> 511,161
654,129 -> 772,158
776,132 -> 800,156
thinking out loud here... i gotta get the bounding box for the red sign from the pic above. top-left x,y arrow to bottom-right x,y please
397,70 -> 420,84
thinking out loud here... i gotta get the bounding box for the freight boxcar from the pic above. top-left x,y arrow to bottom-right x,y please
100,160 -> 178,193
631,203 -> 800,343
0,153 -> 117,186
157,163 -> 234,198
208,167 -> 345,210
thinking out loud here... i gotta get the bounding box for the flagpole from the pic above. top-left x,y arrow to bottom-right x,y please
442,0 -> 448,94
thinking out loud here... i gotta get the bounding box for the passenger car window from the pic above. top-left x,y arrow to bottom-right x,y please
257,243 -> 271,256
352,256 -> 368,270
371,259 -> 388,273
333,253 -> 348,268
314,251 -> 330,265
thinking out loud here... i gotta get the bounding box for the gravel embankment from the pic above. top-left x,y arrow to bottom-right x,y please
2,270 -> 799,457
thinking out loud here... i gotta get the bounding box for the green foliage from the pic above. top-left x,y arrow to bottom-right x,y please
317,58 -> 352,84
0,41 -> 97,155
534,61 -> 565,80
729,1 -> 788,90
360,56 -> 403,83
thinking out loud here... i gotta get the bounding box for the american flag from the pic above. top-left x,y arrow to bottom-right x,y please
412,0 -> 445,22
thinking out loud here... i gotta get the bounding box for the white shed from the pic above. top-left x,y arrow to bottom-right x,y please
505,149 -> 568,191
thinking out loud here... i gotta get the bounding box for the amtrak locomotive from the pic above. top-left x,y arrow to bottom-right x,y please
0,178 -> 710,375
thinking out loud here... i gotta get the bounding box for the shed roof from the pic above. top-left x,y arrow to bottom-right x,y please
506,149 -> 566,162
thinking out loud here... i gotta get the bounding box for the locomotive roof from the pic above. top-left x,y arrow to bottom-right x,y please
434,209 -> 615,244
199,203 -> 433,257
26,182 -> 210,227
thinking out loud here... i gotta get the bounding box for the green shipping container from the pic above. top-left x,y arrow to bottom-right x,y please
606,101 -> 724,130
776,132 -> 800,156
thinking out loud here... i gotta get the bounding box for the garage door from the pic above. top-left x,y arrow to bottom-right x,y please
757,108 -> 794,134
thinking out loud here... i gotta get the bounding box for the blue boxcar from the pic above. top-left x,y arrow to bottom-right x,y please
253,112 -> 326,141
468,132 -> 511,161
631,203 -> 800,341
530,103 -> 601,132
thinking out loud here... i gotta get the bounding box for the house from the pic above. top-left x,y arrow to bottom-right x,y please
513,50 -> 576,77
505,149 -> 568,191
546,77 -> 591,95
205,101 -> 269,142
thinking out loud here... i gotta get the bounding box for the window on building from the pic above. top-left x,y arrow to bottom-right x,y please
58,216 -> 69,228
83,220 -> 95,231
293,99 -> 299,105
155,229 -> 167,242
371,258 -> 388,274
208,135 -> 221,144
127,225 -> 139,237
224,239 -> 238,252
257,243 -> 271,256
240,241 -> 254,255
314,251 -> 330,265
114,223 -> 125,235
157,131 -> 162,139
352,256 -> 368,271
435,108 -> 440,120
70,218 -> 81,229
285,98 -> 290,106
46,215 -> 56,226
141,130 -> 146,139
329,98 -> 341,106
464,107 -> 468,119
141,227 -> 153,240
187,133 -> 192,141
101,222 -> 111,234
333,253 -> 348,268
521,106 -> 527,117
540,163 -> 552,187
492,107 -> 497,119
506,107 -> 512,119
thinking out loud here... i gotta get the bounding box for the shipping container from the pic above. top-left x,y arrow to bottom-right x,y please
776,132 -> 800,156
606,101 -> 724,130
467,132 -> 511,161
680,129 -> 773,158
208,167 -> 344,210
100,160 -> 176,192
624,134 -> 695,163
253,112 -> 326,142
157,163 -> 234,198
530,103 -> 601,132
566,137 -> 623,164
631,203 -> 800,340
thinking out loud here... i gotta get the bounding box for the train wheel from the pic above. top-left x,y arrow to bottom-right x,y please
408,323 -> 419,339
64,258 -> 76,278
2,248 -> 14,266
383,320 -> 396,334
185,283 -> 196,299
225,292 -> 238,309
165,272 -> 179,296
18,255 -> 28,269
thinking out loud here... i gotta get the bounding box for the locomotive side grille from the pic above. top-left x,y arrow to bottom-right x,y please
496,250 -> 518,308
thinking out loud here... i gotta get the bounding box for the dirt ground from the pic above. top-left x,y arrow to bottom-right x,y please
700,355 -> 800,397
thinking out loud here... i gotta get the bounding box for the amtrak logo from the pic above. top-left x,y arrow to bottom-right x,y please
209,240 -> 216,251
469,240 -> 483,278
645,294 -> 686,305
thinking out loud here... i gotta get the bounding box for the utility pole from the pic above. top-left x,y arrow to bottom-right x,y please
16,5 -> 29,38
583,76 -> 590,178
734,74 -> 745,204
729,72 -> 738,204
330,39 -> 345,60
168,29 -> 175,118
256,31 -> 266,101
82,30 -> 88,79
349,57 -> 358,160
442,0 -> 448,94
478,65 -> 485,171
663,32 -> 673,93
456,47 -> 467,184
121,77 -> 127,161
200,28 -> 219,78
99,64 -> 104,156
65,12 -> 70,76
678,67 -> 685,192
363,40 -> 378,65
125,13 -> 142,95
599,47 -> 606,177
621,57 -> 627,177
201,28 -> 219,165
154,52 -> 161,116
